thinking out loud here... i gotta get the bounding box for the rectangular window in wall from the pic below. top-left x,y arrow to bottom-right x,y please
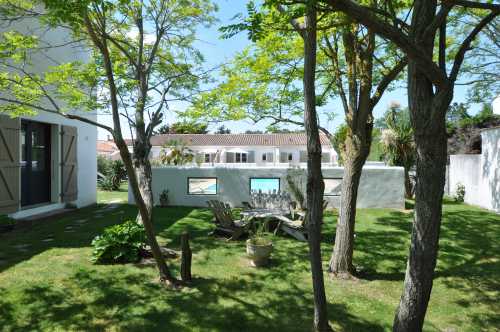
324,178 -> 342,196
250,178 -> 280,194
188,177 -> 217,195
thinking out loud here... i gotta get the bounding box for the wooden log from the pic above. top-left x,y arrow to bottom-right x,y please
181,232 -> 192,282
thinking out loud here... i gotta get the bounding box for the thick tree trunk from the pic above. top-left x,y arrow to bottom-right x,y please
393,123 -> 447,331
394,1 -> 452,328
303,6 -> 332,332
328,132 -> 370,276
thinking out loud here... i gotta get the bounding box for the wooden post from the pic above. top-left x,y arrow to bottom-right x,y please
181,232 -> 192,282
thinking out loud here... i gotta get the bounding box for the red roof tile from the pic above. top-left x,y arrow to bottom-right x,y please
144,133 -> 332,147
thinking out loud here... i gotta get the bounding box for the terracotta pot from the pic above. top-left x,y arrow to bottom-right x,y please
246,239 -> 273,267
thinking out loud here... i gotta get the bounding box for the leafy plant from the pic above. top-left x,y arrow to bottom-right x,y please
380,106 -> 416,199
159,140 -> 196,166
97,158 -> 126,191
97,155 -> 111,176
332,124 -> 348,166
109,160 -> 127,189
454,183 -> 466,203
91,220 -> 146,264
248,222 -> 272,246
159,190 -> 169,207
286,168 -> 305,210
98,176 -> 115,191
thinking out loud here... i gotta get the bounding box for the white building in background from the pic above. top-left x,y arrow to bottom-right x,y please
134,133 -> 338,167
0,12 -> 96,219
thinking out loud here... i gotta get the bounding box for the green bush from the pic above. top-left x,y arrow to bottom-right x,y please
98,176 -> 115,191
97,157 -> 127,191
454,183 -> 466,203
91,220 -> 146,264
97,155 -> 111,176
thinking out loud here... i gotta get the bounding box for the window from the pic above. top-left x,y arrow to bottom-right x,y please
324,178 -> 342,196
204,153 -> 210,163
235,152 -> 247,163
250,178 -> 280,194
288,153 -> 293,161
188,177 -> 217,195
262,153 -> 267,161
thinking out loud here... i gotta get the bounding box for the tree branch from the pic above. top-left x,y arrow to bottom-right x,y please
277,5 -> 305,39
370,57 -> 407,108
450,0 -> 500,11
324,0 -> 448,88
0,97 -> 113,132
449,11 -> 499,82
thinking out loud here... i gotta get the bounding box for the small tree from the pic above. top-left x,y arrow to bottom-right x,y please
380,106 -> 415,198
0,0 -> 215,286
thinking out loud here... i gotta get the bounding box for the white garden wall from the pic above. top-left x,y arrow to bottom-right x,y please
449,127 -> 500,213
129,165 -> 405,209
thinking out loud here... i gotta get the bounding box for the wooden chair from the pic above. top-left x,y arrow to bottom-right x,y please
274,214 -> 307,242
206,200 -> 248,241
275,201 -> 330,242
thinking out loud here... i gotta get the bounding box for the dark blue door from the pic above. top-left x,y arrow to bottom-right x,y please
21,120 -> 51,207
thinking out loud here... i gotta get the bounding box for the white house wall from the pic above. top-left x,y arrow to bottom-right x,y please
2,16 -> 96,218
149,145 -> 337,165
129,165 -> 405,209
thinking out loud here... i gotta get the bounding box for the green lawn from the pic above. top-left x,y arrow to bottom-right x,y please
0,190 -> 498,331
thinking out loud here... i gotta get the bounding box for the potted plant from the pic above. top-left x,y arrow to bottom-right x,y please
159,189 -> 169,207
246,224 -> 273,267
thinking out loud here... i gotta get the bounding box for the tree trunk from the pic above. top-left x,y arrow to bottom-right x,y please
303,6 -> 332,332
181,232 -> 192,283
328,131 -> 370,276
116,138 -> 177,285
393,1 -> 451,328
393,116 -> 448,331
135,157 -> 154,225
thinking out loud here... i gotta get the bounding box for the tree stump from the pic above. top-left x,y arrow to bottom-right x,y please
180,232 -> 192,282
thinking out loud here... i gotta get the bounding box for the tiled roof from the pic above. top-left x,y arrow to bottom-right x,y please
147,133 -> 333,147
97,140 -> 118,153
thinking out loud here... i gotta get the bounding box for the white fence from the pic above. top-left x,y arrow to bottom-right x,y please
129,165 -> 405,209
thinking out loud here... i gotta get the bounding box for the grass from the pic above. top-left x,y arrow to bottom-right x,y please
0,190 -> 498,331
97,182 -> 129,204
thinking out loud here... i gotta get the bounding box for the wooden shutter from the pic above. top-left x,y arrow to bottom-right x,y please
321,152 -> 330,163
300,150 -> 307,162
61,126 -> 78,202
0,115 -> 20,214
266,152 -> 274,162
226,152 -> 234,163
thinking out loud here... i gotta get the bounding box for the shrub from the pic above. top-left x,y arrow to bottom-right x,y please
91,220 -> 146,264
109,160 -> 127,189
98,176 -> 115,191
97,159 -> 127,191
454,183 -> 466,203
97,155 -> 111,176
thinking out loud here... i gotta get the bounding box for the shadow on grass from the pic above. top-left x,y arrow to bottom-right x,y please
0,204 -> 196,274
0,266 -> 385,331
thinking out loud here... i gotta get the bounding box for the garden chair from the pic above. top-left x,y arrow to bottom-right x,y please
275,200 -> 330,242
206,200 -> 249,241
